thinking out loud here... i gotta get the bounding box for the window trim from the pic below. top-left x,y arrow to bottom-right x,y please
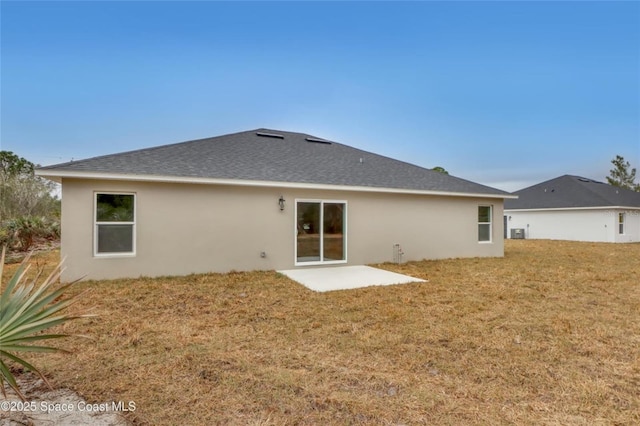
294,199 -> 347,266
478,205 -> 493,243
619,212 -> 625,235
93,192 -> 137,257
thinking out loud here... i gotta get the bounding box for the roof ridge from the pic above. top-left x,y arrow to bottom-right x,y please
36,128 -> 511,197
38,129 -> 266,170
507,174 -> 640,209
569,176 -> 615,206
576,174 -> 640,202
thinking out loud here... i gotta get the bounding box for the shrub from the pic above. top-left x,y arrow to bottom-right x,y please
0,216 -> 60,252
1,151 -> 60,255
0,226 -> 14,250
0,151 -> 60,221
0,247 -> 90,400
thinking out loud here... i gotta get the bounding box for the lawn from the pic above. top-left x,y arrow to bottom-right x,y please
3,240 -> 639,425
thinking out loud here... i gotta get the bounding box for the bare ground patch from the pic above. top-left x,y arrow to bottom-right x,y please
0,373 -> 129,426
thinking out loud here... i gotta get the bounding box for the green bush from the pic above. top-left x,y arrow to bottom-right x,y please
1,151 -> 60,254
0,247 -> 90,400
0,216 -> 60,252
0,227 -> 13,249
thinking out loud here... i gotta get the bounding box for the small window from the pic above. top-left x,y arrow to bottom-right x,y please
619,212 -> 625,235
478,205 -> 492,242
95,193 -> 135,255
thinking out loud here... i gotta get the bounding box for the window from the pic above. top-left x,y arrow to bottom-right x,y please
619,212 -> 625,235
478,205 -> 492,242
95,193 -> 135,255
296,200 -> 346,264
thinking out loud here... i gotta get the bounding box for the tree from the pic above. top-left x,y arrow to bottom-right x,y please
432,166 -> 449,175
0,151 -> 60,251
0,151 -> 34,176
606,155 -> 640,191
0,151 -> 59,221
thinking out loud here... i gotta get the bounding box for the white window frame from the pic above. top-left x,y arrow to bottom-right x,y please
619,212 -> 625,235
94,192 -> 136,257
478,205 -> 492,243
294,199 -> 347,266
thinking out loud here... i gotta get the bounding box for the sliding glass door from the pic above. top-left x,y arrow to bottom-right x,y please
322,202 -> 345,261
296,202 -> 321,262
296,200 -> 346,265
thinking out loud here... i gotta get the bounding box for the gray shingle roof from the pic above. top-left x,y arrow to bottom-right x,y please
505,175 -> 640,209
38,128 -> 510,196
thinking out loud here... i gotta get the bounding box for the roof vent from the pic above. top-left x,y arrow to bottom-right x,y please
305,137 -> 332,145
256,132 -> 284,139
578,178 -> 590,182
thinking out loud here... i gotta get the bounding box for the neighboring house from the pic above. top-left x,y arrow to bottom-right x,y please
505,175 -> 640,243
37,128 -> 514,282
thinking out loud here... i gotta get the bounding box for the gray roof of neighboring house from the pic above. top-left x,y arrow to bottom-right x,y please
505,175 -> 640,209
38,128 -> 510,196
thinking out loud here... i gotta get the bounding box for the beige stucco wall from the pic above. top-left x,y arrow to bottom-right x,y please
60,178 -> 504,282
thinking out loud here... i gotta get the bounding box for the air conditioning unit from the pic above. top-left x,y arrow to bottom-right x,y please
510,228 -> 525,239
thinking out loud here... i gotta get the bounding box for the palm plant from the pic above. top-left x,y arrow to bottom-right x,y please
0,247 -> 90,400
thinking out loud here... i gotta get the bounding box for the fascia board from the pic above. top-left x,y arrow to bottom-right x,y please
36,169 -> 518,200
504,206 -> 640,212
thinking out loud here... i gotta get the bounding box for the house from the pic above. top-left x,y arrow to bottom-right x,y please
504,175 -> 640,243
37,128 -> 514,282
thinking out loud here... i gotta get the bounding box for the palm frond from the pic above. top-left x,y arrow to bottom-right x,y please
0,246 -> 90,400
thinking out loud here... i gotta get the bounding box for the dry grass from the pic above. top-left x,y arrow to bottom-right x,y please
3,240 -> 639,425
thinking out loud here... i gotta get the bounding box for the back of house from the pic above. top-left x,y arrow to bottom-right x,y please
37,128 -> 514,281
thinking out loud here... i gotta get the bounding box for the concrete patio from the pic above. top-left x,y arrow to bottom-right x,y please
278,265 -> 427,292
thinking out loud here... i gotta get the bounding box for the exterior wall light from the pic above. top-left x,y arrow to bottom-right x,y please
278,196 -> 286,211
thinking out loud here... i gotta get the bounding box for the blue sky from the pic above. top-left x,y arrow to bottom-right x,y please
1,1 -> 639,191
